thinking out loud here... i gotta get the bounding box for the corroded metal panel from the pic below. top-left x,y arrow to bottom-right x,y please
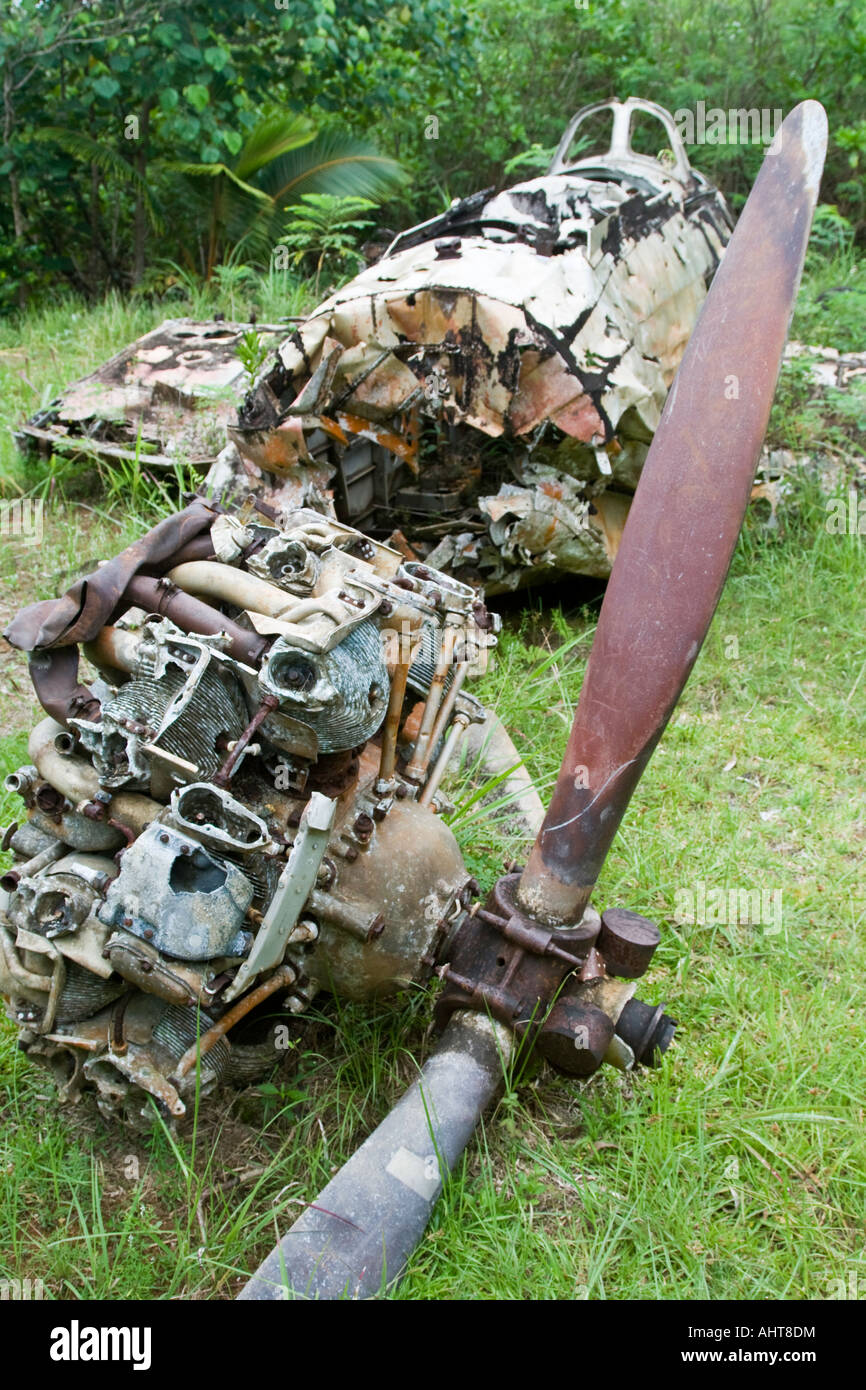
231,99 -> 733,591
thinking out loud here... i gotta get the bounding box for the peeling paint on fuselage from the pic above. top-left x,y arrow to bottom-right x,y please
232,102 -> 732,592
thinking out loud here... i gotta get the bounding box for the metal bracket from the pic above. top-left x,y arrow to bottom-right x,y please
224,792 -> 337,1001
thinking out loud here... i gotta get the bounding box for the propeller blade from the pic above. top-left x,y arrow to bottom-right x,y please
237,1012 -> 511,1300
518,100 -> 827,926
238,103 -> 826,1303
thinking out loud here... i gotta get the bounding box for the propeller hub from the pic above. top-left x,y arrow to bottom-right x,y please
436,872 -> 672,1079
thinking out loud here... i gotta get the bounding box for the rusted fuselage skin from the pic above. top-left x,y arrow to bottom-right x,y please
17,319 -> 287,471
232,99 -> 733,592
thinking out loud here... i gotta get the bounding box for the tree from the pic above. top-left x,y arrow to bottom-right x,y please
171,113 -> 404,278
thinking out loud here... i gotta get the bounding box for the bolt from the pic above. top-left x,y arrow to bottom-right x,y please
353,813 -> 374,840
142,927 -> 154,941
460,878 -> 478,906
122,916 -> 133,928
316,857 -> 336,888
598,908 -> 660,979
158,831 -> 170,845
537,1000 -> 614,1078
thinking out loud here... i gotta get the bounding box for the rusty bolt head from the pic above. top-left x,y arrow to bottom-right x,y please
460,878 -> 479,907
472,601 -> 494,631
316,857 -> 336,888
142,927 -> 154,941
598,908 -> 660,979
158,831 -> 170,845
122,916 -> 133,928
353,813 -> 374,841
536,1000 -> 614,1077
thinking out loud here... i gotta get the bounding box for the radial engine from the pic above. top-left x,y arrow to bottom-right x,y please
0,501 -> 497,1125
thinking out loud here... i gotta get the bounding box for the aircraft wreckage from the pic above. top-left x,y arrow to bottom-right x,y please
1,100 -> 826,1298
20,99 -> 734,592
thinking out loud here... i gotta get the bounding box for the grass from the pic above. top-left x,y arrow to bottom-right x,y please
790,248 -> 866,355
0,262 -> 865,1301
400,475 -> 865,1301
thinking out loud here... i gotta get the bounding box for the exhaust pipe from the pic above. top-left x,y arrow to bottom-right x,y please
27,717 -> 163,836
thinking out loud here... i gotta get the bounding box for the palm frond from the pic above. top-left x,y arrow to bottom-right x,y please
259,130 -> 407,209
162,160 -> 272,204
234,113 -> 318,180
31,127 -> 162,230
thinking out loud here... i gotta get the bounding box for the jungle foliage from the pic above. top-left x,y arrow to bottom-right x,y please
1,0 -> 864,310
